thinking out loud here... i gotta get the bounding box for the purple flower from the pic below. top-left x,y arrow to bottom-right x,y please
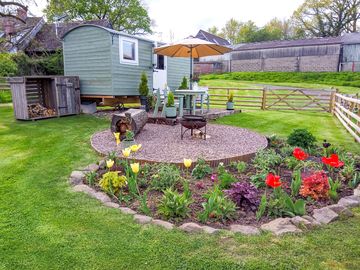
225,182 -> 260,211
211,174 -> 218,183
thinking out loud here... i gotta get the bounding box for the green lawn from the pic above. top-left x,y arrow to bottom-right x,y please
1,104 -> 360,270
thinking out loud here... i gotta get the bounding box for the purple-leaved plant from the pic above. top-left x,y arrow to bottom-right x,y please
225,182 -> 260,211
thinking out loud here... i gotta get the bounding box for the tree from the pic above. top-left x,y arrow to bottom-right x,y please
220,18 -> 242,44
292,0 -> 360,37
0,1 -> 29,22
264,18 -> 294,40
207,26 -> 219,35
44,0 -> 152,35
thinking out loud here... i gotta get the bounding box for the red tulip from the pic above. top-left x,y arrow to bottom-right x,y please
321,154 -> 344,168
293,148 -> 309,161
266,173 -> 282,188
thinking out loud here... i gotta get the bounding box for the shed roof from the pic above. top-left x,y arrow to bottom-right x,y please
62,24 -> 155,43
233,36 -> 343,51
195,29 -> 231,46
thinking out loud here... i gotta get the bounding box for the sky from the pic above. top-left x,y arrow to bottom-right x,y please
28,0 -> 304,42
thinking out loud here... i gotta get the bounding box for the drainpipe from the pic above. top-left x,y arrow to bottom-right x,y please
338,44 -> 343,72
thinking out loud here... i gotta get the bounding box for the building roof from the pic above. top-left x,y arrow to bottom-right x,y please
26,20 -> 112,53
233,36 -> 344,51
341,32 -> 360,45
195,29 -> 231,46
0,16 -> 45,52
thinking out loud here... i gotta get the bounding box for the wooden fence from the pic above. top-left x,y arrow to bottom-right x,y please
333,93 -> 360,143
0,77 -> 11,91
208,87 -> 335,112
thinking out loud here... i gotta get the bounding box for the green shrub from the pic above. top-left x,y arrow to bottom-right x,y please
236,161 -> 247,173
287,129 -> 316,149
178,76 -> 188,90
191,158 -> 212,179
158,182 -> 192,220
99,172 -> 127,194
250,172 -> 267,188
138,72 -> 149,96
252,149 -> 282,172
86,171 -> 97,187
219,172 -> 237,189
150,164 -> 181,191
285,156 -> 300,170
166,92 -> 175,107
0,53 -> 17,76
199,186 -> 236,222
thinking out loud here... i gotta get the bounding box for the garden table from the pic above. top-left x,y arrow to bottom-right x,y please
174,89 -> 207,116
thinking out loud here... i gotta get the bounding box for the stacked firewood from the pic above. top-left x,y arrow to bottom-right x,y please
28,103 -> 56,118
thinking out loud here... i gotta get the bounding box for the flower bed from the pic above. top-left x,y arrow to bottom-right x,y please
72,129 -> 360,235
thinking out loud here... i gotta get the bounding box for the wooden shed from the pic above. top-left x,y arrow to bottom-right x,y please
62,24 -> 190,104
8,76 -> 80,120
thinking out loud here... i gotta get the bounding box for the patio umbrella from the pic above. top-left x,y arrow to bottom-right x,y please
154,36 -> 232,89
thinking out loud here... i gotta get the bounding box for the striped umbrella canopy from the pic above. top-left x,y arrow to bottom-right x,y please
154,37 -> 232,88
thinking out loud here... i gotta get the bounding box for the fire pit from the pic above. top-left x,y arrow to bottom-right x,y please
180,115 -> 207,140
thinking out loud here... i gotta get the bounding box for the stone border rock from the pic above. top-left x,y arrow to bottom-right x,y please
69,162 -> 360,236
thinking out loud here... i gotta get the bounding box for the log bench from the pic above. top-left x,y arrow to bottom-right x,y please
111,109 -> 148,139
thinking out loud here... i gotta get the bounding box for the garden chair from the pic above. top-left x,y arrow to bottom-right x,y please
193,86 -> 210,115
153,88 -> 184,117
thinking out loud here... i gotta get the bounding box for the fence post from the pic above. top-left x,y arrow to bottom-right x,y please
261,88 -> 267,110
330,88 -> 338,114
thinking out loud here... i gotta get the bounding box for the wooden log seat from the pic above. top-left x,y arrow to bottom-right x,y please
111,109 -> 148,139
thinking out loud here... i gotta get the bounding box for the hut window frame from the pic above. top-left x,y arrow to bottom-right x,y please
120,37 -> 139,65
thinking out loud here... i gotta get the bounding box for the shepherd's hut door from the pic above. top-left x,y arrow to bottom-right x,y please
153,54 -> 167,90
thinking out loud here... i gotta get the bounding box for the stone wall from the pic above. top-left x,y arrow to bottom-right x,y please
299,55 -> 339,72
230,55 -> 339,72
231,59 -> 262,72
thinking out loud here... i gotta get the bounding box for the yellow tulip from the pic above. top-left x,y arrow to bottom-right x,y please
131,163 -> 140,174
183,158 -> 192,168
130,144 -> 142,152
113,132 -> 121,146
122,148 -> 131,158
106,159 -> 114,168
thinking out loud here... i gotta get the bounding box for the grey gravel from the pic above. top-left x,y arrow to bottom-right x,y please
91,124 -> 268,163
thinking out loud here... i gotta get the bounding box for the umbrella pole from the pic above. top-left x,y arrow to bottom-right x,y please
190,48 -> 193,90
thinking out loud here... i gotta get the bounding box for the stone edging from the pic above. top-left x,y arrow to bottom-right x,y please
69,162 -> 360,236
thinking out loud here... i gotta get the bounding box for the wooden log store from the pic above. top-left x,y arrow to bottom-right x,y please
8,76 -> 81,120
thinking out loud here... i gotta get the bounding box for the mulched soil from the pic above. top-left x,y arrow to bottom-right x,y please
91,124 -> 268,163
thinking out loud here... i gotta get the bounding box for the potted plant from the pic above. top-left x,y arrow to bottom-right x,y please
178,76 -> 188,90
226,92 -> 234,110
138,72 -> 149,111
165,92 -> 177,118
121,130 -> 136,149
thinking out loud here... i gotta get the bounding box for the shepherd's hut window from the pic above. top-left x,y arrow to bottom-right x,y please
120,37 -> 138,65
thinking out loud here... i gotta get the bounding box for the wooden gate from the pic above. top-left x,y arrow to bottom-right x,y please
55,77 -> 80,116
263,88 -> 335,112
